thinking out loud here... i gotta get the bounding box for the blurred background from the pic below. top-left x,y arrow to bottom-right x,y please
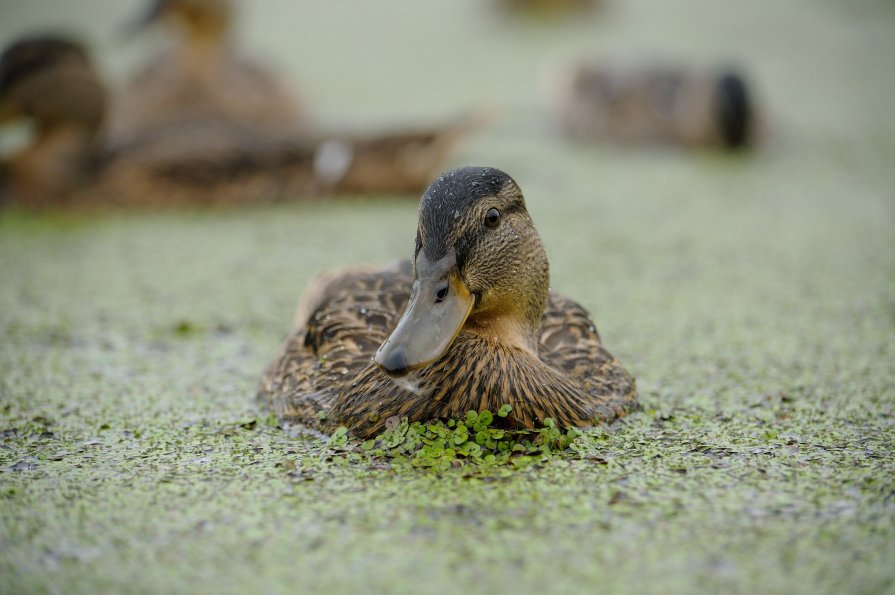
2,0 -> 894,188
2,0 -> 894,203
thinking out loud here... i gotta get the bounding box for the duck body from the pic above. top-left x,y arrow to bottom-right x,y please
258,167 -> 636,438
88,117 -> 468,207
555,60 -> 755,150
109,0 -> 304,140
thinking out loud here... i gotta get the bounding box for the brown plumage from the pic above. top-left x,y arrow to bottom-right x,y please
0,35 -> 471,208
554,60 -> 756,150
258,166 -> 637,438
87,116 -> 473,207
109,0 -> 304,140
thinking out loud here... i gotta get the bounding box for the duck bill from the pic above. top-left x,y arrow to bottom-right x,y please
374,251 -> 474,377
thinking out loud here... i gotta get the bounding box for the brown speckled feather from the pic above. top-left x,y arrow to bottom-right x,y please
258,266 -> 411,424
257,265 -> 637,438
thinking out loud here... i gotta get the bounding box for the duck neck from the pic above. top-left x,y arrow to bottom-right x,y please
465,313 -> 540,356
465,235 -> 550,355
181,1 -> 232,49
173,0 -> 232,79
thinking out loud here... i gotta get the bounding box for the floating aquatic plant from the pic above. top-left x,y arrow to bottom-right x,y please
324,406 -> 598,471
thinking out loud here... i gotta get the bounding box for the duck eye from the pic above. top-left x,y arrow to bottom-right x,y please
484,208 -> 501,228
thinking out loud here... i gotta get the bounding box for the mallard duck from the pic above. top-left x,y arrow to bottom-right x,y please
258,166 -> 637,438
109,0 -> 304,140
0,35 -> 470,207
554,60 -> 755,150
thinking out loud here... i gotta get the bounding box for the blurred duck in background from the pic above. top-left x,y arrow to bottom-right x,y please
553,60 -> 756,150
495,0 -> 598,19
0,35 -> 474,208
109,0 -> 304,140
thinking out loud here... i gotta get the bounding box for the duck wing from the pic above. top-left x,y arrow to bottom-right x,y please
538,292 -> 637,420
257,262 -> 412,427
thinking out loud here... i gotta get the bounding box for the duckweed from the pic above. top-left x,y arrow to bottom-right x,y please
324,410 -> 585,471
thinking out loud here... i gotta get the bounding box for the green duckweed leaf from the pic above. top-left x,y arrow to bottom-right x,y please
319,413 -> 599,471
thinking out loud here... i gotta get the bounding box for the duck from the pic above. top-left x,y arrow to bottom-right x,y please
0,34 -> 471,207
553,60 -> 756,150
109,0 -> 304,141
257,166 -> 637,438
495,0 -> 599,19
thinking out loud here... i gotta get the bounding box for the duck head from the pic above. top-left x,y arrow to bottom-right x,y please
712,70 -> 752,149
0,36 -> 105,133
131,0 -> 233,42
375,166 -> 550,376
